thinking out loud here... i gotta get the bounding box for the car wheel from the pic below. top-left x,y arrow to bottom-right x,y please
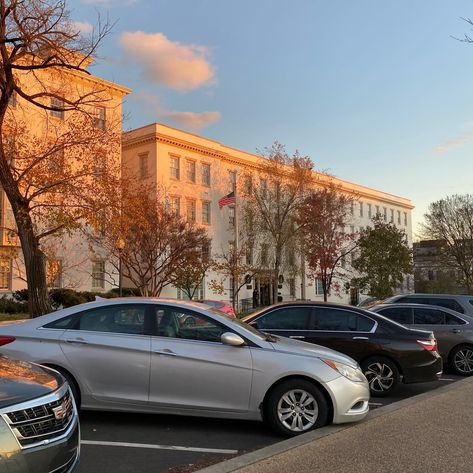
361,357 -> 399,397
264,379 -> 329,437
449,345 -> 473,376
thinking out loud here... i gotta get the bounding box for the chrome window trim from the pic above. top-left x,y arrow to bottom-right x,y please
0,384 -> 78,450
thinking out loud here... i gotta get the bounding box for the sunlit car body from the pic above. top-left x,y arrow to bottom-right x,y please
0,298 -> 368,436
194,299 -> 236,317
0,356 -> 79,473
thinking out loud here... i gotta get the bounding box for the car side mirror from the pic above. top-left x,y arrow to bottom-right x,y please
221,332 -> 245,347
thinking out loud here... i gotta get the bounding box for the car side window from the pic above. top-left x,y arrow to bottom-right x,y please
413,308 -> 444,325
256,307 -> 311,330
74,305 -> 146,334
426,298 -> 464,314
445,313 -> 466,325
153,306 -> 226,343
398,296 -> 427,304
378,307 -> 413,324
313,308 -> 374,332
43,314 -> 77,329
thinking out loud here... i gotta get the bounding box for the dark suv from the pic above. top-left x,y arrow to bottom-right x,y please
0,355 -> 79,473
243,302 -> 443,396
384,294 -> 473,317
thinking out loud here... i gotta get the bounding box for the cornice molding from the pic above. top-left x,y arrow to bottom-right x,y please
122,130 -> 414,210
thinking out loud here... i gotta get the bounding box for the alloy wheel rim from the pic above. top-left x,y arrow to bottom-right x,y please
277,389 -> 318,432
453,349 -> 473,374
364,362 -> 394,393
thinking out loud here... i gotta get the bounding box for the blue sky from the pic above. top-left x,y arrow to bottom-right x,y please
70,0 -> 473,235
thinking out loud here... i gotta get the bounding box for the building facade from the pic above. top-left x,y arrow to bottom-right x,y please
1,59 -> 130,294
122,123 -> 414,307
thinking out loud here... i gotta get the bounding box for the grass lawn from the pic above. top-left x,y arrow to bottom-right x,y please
0,313 -> 29,321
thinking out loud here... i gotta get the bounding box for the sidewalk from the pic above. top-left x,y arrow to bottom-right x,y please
199,377 -> 473,473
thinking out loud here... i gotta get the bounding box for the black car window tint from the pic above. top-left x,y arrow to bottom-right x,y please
257,307 -> 311,330
357,315 -> 375,331
427,298 -> 464,314
155,307 -> 226,343
314,308 -> 358,331
378,307 -> 413,324
43,314 -> 77,329
445,313 -> 466,325
469,300 -> 473,307
77,305 -> 146,334
413,308 -> 445,325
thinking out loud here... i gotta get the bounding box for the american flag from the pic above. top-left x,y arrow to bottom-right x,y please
218,191 -> 236,209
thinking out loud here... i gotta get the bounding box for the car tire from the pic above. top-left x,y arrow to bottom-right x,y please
449,345 -> 473,376
264,379 -> 329,437
361,357 -> 399,397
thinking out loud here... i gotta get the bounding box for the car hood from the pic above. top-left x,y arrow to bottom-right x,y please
0,356 -> 62,409
269,335 -> 359,367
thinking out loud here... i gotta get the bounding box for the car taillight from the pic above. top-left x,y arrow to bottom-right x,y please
417,338 -> 437,352
0,336 -> 15,346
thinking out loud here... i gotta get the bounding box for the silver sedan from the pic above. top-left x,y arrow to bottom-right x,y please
0,298 -> 369,436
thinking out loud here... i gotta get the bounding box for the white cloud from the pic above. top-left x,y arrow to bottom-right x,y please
71,21 -> 93,34
133,92 -> 221,130
120,31 -> 215,91
162,111 -> 221,130
432,124 -> 473,154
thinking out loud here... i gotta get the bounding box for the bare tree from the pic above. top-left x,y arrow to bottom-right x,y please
209,242 -> 259,310
298,183 -> 356,301
422,194 -> 473,292
0,0 -> 116,316
99,191 -> 211,297
242,142 -> 313,304
172,241 -> 213,300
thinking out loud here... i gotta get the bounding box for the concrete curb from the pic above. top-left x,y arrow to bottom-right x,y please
197,376 -> 473,473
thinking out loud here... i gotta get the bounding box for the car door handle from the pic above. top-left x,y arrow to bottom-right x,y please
451,329 -> 461,334
65,338 -> 88,345
352,336 -> 369,340
289,336 -> 305,339
154,349 -> 177,357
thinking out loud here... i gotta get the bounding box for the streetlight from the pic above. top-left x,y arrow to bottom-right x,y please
115,237 -> 125,297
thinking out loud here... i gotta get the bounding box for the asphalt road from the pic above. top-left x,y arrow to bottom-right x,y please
76,374 -> 462,473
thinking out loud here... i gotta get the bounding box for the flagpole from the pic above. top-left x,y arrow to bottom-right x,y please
234,183 -> 239,311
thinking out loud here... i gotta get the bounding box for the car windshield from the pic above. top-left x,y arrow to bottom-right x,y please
205,307 -> 273,341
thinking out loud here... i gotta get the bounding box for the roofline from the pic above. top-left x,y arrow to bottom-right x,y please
122,123 -> 414,209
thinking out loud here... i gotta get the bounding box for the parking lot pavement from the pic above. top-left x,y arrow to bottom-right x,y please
77,374 -> 463,473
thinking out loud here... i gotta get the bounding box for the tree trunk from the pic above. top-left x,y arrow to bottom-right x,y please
15,207 -> 52,317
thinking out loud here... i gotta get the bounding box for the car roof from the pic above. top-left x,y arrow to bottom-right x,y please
391,293 -> 473,298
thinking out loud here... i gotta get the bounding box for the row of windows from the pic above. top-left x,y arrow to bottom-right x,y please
351,201 -> 408,226
170,155 -> 212,186
168,197 -> 213,225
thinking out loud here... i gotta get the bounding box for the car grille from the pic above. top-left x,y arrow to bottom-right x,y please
4,390 -> 75,448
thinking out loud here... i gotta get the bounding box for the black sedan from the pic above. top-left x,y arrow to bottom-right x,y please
371,303 -> 473,376
243,302 -> 443,397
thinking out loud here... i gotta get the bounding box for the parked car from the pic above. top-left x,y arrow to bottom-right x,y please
0,355 -> 79,473
242,302 -> 443,397
194,299 -> 236,317
383,293 -> 473,317
371,303 -> 473,376
0,298 -> 369,436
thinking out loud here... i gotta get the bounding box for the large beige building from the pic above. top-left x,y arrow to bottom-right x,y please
122,123 -> 414,307
2,59 -> 130,293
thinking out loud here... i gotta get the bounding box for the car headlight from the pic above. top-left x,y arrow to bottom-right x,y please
322,358 -> 366,383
